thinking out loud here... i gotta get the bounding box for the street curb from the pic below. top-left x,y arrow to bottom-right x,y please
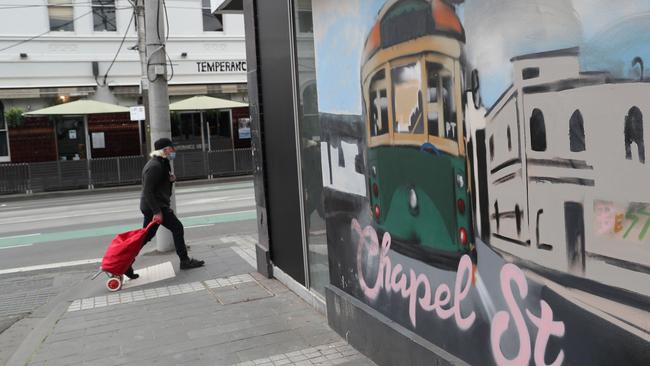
0,175 -> 253,203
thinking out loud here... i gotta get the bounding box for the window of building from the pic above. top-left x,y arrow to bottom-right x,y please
530,108 -> 547,151
92,0 -> 116,32
202,0 -> 224,32
624,106 -> 645,163
0,101 -> 8,159
489,135 -> 494,161
392,62 -> 424,134
48,0 -> 74,31
569,109 -> 585,152
522,67 -> 540,80
296,0 -> 313,33
507,126 -> 512,151
368,70 -> 389,137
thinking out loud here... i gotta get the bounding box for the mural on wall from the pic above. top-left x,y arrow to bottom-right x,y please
312,0 -> 650,365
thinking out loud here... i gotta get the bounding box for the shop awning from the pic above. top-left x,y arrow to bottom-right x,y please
23,99 -> 129,116
169,96 -> 248,111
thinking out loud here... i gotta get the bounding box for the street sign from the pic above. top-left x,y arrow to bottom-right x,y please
130,105 -> 146,121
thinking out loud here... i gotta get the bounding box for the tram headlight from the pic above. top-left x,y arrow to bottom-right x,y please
459,227 -> 468,247
456,174 -> 464,189
408,188 -> 418,210
371,165 -> 377,177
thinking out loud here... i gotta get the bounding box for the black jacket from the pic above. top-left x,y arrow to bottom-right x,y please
140,156 -> 173,213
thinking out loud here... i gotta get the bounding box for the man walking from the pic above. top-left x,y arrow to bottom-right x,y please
125,137 -> 204,279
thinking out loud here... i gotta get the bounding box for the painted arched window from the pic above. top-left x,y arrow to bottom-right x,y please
530,108 -> 547,151
489,135 -> 495,161
507,126 -> 512,151
624,106 -> 645,163
569,110 -> 586,152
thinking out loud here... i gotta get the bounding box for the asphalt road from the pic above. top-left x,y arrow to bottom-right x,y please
0,179 -> 258,270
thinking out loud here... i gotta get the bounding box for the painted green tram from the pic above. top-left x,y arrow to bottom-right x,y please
361,0 -> 474,266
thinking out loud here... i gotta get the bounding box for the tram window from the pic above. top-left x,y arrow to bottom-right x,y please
392,62 -> 424,134
442,75 -> 457,140
426,63 -> 441,137
369,70 -> 389,137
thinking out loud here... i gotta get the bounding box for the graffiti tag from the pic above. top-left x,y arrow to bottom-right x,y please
352,219 -> 565,366
595,200 -> 650,241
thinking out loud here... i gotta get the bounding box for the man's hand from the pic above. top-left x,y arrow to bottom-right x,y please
153,213 -> 163,224
169,173 -> 176,183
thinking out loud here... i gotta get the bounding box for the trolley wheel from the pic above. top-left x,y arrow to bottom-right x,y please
106,276 -> 122,292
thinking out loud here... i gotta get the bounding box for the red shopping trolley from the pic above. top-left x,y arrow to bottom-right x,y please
92,219 -> 159,292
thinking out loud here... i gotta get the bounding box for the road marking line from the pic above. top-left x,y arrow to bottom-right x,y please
0,210 -> 256,248
0,208 -> 133,225
0,233 -> 41,240
0,243 -> 33,250
0,258 -> 102,275
186,224 -> 214,229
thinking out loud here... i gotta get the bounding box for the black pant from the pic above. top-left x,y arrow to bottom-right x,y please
141,207 -> 189,261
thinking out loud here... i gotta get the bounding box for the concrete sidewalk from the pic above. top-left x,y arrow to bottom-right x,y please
11,233 -> 375,366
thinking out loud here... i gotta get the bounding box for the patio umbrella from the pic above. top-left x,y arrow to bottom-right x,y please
168,95 -> 248,111
23,99 -> 129,115
169,96 -> 248,152
23,100 -> 130,160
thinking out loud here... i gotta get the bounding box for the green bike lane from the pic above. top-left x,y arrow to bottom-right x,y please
0,209 -> 257,249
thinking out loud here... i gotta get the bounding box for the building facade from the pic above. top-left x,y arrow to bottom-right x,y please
0,0 -> 248,162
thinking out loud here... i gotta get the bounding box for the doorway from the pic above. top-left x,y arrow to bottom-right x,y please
564,202 -> 585,274
55,117 -> 86,160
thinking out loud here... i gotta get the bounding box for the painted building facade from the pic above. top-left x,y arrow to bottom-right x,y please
486,49 -> 650,298
238,0 -> 650,365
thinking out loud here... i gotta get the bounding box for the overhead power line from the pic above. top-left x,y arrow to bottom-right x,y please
0,6 -> 132,53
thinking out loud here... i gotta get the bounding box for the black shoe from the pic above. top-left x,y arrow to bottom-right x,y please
124,269 -> 139,280
180,258 -> 205,270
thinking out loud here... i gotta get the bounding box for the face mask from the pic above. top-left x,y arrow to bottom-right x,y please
168,152 -> 176,160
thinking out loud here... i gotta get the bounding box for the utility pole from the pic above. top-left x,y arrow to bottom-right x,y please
134,0 -> 150,156
144,0 -> 174,252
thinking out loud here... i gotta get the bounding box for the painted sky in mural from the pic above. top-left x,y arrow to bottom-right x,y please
313,0 -> 650,114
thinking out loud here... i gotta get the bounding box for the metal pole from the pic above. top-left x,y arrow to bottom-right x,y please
84,115 -> 93,189
135,0 -> 151,156
145,0 -> 174,252
229,109 -> 236,172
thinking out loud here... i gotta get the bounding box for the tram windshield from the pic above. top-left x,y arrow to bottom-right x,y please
391,62 -> 424,134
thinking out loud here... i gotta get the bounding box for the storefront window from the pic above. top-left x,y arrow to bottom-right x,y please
293,0 -> 329,297
171,112 -> 203,151
0,101 -> 7,159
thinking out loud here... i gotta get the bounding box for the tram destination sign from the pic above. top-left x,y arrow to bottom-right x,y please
196,60 -> 247,73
